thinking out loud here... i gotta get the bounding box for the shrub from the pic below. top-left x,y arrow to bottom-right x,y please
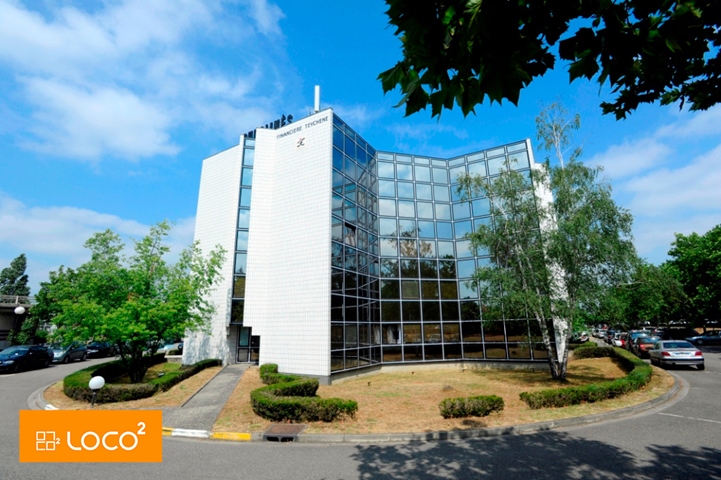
572,346 -> 615,359
148,359 -> 222,392
568,341 -> 596,351
63,358 -> 221,403
519,347 -> 652,409
250,364 -> 358,422
439,395 -> 504,419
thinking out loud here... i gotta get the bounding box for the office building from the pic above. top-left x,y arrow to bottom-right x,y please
183,105 -> 546,383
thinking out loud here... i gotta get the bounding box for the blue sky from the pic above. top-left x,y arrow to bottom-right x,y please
1,0 -> 720,293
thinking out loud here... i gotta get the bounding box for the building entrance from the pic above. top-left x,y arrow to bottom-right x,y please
236,326 -> 260,363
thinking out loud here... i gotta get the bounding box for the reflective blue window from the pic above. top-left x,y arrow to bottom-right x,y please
240,188 -> 251,207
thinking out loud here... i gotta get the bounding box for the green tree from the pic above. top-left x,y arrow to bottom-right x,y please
600,260 -> 687,329
379,0 -> 721,119
668,224 -> 721,329
0,253 -> 30,296
45,222 -> 225,382
459,106 -> 635,381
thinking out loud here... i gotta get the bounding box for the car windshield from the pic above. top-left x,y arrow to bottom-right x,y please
640,337 -> 660,344
88,342 -> 104,347
1,346 -> 29,355
664,342 -> 695,349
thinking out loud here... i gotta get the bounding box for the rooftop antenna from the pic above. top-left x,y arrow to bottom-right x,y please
314,85 -> 320,113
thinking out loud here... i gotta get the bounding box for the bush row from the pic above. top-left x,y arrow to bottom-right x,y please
63,357 -> 221,404
568,341 -> 596,351
519,347 -> 652,409
250,364 -> 358,422
439,395 -> 505,419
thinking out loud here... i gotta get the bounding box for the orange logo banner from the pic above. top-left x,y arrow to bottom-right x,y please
19,410 -> 162,463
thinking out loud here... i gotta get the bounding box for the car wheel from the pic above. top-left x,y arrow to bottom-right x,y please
12,364 -> 20,374
698,364 -> 705,371
62,356 -> 69,364
44,359 -> 50,368
81,353 -> 87,361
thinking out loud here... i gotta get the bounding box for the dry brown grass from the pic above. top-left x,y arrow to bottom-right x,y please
44,364 -> 223,410
213,358 -> 674,435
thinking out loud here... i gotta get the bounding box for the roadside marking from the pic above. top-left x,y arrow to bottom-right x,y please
658,413 -> 721,425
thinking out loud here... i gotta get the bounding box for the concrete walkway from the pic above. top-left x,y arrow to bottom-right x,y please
162,364 -> 247,431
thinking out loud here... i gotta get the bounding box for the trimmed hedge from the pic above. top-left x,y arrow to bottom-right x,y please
63,357 -> 222,404
568,341 -> 595,351
519,347 -> 652,409
439,395 -> 504,419
250,364 -> 358,422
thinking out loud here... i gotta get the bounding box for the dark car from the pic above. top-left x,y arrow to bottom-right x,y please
632,336 -> 661,357
49,341 -> 87,364
0,345 -> 53,373
86,341 -> 117,358
627,331 -> 651,351
685,331 -> 721,346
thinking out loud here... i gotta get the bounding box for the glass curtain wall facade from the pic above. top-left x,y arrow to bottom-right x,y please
330,114 -> 547,374
230,138 -> 258,362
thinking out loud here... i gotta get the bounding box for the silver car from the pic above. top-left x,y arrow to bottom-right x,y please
648,340 -> 704,370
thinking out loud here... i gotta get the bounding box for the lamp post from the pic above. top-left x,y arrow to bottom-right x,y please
13,306 -> 26,342
89,376 -> 105,408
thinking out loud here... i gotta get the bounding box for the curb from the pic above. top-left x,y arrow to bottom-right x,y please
161,427 -> 253,441
32,370 -> 683,444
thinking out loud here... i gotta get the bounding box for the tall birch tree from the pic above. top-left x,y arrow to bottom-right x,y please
458,105 -> 635,381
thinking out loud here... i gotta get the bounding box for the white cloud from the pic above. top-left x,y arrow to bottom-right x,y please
22,78 -> 179,160
624,144 -> 721,216
589,107 -> 721,265
245,0 -> 284,35
0,192 -> 197,290
0,0 -> 287,161
589,138 -> 671,180
655,107 -> 721,139
332,103 -> 385,129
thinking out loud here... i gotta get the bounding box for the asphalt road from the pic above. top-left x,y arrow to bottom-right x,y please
2,349 -> 719,480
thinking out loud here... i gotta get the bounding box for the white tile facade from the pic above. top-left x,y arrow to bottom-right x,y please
183,145 -> 243,366
244,110 -> 333,377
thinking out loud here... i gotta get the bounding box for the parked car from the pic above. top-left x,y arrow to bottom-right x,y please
612,333 -> 626,347
571,332 -> 589,343
49,341 -> 87,363
86,341 -> 117,358
685,331 -> 721,346
156,342 -> 183,354
632,336 -> 661,357
649,340 -> 704,370
0,345 -> 53,373
627,331 -> 651,351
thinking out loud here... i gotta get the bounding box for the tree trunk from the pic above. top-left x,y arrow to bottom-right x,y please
127,362 -> 148,383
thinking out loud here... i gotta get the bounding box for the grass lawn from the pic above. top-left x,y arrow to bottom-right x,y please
44,363 -> 223,410
213,357 -> 674,435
